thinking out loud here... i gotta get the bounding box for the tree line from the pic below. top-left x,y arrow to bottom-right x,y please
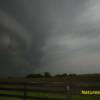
26,72 -> 76,78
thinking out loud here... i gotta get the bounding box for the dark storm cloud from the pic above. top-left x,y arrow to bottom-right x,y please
0,0 -> 57,76
35,0 -> 100,74
0,0 -> 100,77
0,9 -> 32,76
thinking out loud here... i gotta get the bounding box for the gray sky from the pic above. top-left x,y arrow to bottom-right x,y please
0,0 -> 100,77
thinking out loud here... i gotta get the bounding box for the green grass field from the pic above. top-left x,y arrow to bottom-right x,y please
0,90 -> 99,100
0,77 -> 99,100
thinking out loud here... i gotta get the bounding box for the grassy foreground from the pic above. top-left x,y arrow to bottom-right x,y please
0,77 -> 99,100
0,90 -> 100,100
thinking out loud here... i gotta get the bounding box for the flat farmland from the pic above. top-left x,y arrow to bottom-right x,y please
0,76 -> 99,100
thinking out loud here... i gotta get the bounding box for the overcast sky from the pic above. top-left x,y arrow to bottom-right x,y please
0,0 -> 100,77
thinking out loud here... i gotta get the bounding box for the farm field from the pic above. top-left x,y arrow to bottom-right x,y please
0,93 -> 100,100
0,76 -> 99,100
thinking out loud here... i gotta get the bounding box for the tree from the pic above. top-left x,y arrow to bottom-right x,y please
44,72 -> 51,77
69,74 -> 76,77
55,73 -> 68,77
26,73 -> 43,78
61,73 -> 68,77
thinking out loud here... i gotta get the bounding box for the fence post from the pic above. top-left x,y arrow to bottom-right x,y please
23,83 -> 27,100
66,85 -> 70,100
